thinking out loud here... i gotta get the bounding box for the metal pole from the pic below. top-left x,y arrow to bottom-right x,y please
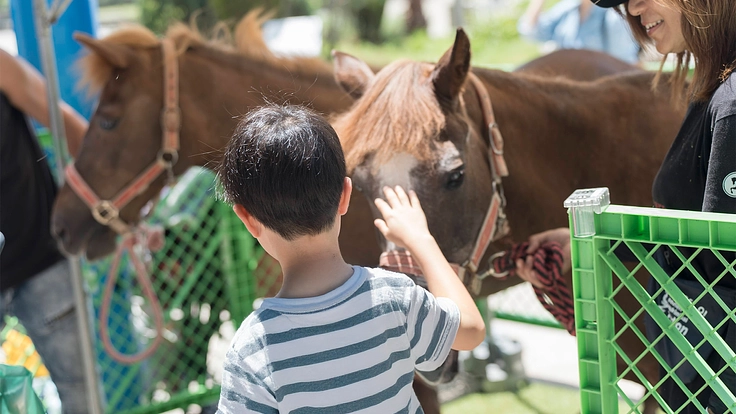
31,1 -> 104,413
48,0 -> 74,24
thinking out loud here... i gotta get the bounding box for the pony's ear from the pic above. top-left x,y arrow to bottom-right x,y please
332,50 -> 375,100
431,28 -> 471,107
74,32 -> 131,69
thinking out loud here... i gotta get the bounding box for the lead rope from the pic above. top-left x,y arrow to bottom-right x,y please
99,224 -> 166,364
491,242 -> 576,335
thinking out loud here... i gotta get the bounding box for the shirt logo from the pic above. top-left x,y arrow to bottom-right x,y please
723,172 -> 736,198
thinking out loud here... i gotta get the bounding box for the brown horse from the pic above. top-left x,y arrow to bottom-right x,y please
50,14 -> 650,411
50,12 -> 380,265
515,48 -> 640,81
331,29 -> 685,413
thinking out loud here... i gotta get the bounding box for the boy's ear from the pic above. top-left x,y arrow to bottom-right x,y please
233,204 -> 262,237
338,177 -> 353,216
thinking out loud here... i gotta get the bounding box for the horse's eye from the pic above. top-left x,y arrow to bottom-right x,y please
445,168 -> 465,190
99,117 -> 119,130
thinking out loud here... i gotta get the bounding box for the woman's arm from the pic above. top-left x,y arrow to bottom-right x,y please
0,49 -> 87,156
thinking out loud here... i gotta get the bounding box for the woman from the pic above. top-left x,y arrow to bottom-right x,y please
518,1 -> 736,413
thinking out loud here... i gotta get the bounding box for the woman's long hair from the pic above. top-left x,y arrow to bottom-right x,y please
623,0 -> 736,103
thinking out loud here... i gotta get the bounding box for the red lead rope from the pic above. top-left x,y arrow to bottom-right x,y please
492,242 -> 576,335
379,241 -> 576,335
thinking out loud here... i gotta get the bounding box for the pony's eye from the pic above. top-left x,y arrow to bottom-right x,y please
445,168 -> 465,190
99,117 -> 119,130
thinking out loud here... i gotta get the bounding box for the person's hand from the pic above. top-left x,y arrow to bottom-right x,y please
515,227 -> 572,288
373,186 -> 431,250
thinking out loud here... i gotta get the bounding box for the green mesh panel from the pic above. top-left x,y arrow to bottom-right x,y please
570,205 -> 736,414
5,136 -> 282,413
81,167 -> 281,413
488,282 -> 564,329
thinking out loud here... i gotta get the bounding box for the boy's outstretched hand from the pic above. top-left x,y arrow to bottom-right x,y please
373,185 -> 486,350
373,186 -> 432,249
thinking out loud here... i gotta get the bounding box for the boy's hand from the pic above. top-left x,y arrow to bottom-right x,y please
373,186 -> 432,249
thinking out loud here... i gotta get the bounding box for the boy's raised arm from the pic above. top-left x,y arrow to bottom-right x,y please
374,186 -> 486,351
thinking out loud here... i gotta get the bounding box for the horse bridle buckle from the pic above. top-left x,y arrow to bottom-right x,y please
486,251 -> 509,279
92,201 -> 120,225
157,148 -> 179,167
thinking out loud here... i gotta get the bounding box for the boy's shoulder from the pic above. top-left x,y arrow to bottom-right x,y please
361,266 -> 420,291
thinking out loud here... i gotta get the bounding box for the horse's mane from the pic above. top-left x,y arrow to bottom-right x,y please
332,60 -> 447,173
79,9 -> 330,94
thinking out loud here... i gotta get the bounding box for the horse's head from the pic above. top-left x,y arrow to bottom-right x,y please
332,29 -> 495,266
52,31 -> 180,259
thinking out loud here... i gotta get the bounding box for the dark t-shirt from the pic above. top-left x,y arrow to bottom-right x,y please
0,92 -> 64,290
651,75 -> 736,289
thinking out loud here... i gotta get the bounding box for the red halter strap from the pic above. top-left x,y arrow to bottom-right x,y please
64,39 -> 180,365
65,38 -> 180,234
380,72 -> 510,295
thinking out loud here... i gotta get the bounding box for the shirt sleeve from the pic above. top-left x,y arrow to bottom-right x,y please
404,284 -> 461,372
217,352 -> 278,414
703,114 -> 736,213
518,1 -> 570,42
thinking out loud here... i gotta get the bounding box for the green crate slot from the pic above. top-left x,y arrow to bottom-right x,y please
650,216 -> 680,244
682,219 -> 710,247
621,214 -> 650,242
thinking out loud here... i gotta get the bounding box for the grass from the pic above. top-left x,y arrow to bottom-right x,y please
442,382 -> 641,414
330,30 -> 541,70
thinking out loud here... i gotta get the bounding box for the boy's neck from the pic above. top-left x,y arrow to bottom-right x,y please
272,227 -> 354,299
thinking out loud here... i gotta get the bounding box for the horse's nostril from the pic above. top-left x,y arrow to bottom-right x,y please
52,221 -> 68,244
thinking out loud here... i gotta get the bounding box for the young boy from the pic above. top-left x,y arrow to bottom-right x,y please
216,105 -> 485,413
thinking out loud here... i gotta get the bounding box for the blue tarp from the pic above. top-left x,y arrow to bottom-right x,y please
9,0 -> 99,119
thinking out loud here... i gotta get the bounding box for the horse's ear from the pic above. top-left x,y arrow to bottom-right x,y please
74,32 -> 131,69
332,50 -> 375,100
431,28 -> 471,106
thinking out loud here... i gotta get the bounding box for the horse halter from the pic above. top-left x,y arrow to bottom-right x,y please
380,72 -> 511,295
65,39 -> 181,234
63,39 -> 181,364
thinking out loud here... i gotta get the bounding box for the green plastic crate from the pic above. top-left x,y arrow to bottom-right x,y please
569,202 -> 736,414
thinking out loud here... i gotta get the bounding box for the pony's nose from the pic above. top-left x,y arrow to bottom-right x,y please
51,217 -> 70,246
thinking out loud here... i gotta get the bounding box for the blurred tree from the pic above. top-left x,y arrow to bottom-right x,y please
347,0 -> 386,43
406,0 -> 426,34
139,0 -> 216,34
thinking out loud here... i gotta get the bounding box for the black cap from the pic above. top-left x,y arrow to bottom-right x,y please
591,0 -> 626,7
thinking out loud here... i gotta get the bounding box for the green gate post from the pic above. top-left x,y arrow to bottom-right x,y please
566,188 -> 618,414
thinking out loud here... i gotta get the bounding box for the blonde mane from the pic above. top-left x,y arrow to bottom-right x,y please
79,9 -> 331,94
331,60 -> 446,173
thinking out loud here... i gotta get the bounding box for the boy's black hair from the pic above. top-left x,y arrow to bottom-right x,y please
218,105 -> 347,240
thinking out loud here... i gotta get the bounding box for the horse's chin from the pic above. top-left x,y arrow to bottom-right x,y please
84,229 -> 119,261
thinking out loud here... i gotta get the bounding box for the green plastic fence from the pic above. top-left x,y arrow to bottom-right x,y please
570,203 -> 736,414
5,127 -> 283,414
84,167 -> 281,413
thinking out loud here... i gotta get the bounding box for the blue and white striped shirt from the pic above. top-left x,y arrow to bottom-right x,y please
217,266 -> 460,413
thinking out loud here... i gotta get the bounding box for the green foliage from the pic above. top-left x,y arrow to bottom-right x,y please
99,0 -> 134,6
208,0 -> 313,21
138,0 -> 215,34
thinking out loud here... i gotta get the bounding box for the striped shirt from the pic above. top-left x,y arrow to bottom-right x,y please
217,266 -> 460,413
